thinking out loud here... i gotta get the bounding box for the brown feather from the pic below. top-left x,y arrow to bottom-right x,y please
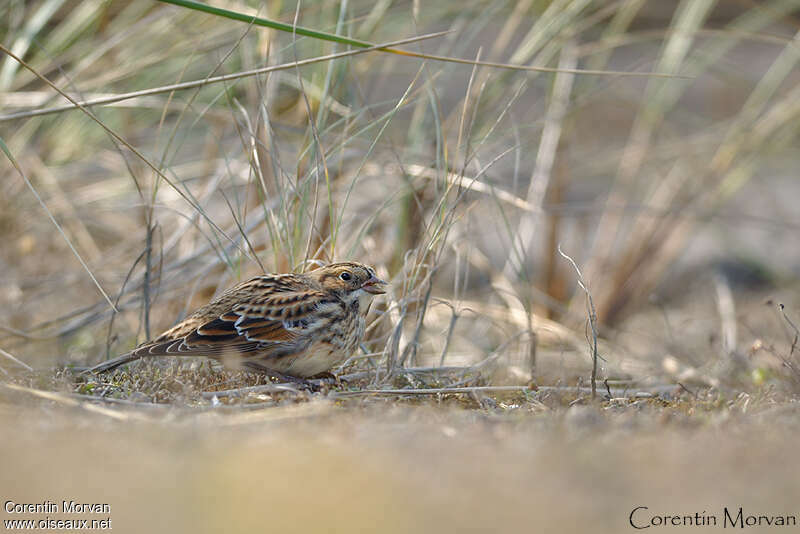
86,262 -> 386,378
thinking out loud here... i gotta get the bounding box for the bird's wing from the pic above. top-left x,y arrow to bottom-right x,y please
131,288 -> 340,359
87,274 -> 343,373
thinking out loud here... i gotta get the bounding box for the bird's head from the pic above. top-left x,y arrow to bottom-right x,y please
310,262 -> 387,306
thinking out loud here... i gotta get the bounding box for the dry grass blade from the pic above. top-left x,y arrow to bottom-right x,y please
162,0 -> 689,78
574,0 -> 717,323
0,43 -> 250,261
558,245 -> 599,399
0,0 -> 65,90
0,31 -> 451,121
1,383 -> 148,421
0,136 -> 118,312
0,347 -> 33,372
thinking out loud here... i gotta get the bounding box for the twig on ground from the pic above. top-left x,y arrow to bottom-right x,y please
329,384 -> 680,398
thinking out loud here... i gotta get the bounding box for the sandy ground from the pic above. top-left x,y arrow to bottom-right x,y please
2,394 -> 799,534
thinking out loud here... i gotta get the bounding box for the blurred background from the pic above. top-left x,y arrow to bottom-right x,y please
1,0 -> 800,388
2,1 -> 800,531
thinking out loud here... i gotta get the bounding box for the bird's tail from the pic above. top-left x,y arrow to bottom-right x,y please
83,352 -> 141,374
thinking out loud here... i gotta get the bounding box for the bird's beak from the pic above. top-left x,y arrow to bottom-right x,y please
361,274 -> 387,294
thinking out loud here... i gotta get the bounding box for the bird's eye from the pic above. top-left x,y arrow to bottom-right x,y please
339,272 -> 352,281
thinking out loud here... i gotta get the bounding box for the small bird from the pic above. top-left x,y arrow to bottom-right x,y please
87,262 -> 386,382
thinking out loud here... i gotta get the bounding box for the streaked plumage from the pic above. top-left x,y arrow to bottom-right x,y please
88,262 -> 386,379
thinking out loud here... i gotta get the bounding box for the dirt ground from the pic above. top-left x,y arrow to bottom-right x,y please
2,393 -> 799,534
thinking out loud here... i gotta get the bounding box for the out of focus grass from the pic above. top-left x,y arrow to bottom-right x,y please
2,1 -> 800,531
1,0 -> 799,390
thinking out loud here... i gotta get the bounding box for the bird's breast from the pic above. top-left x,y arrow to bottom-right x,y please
261,306 -> 365,377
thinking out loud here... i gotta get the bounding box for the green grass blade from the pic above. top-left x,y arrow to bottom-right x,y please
157,0 -> 683,78
157,0 -> 377,49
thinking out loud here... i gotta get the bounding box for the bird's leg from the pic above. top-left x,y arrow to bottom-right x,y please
242,361 -> 316,390
309,371 -> 342,388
